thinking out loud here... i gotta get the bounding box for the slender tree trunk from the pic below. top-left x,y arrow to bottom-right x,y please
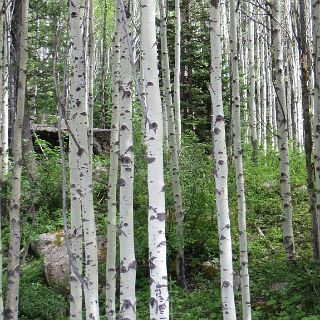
312,0 -> 320,253
69,0 -> 100,318
1,0 -> 10,176
209,1 -> 236,319
5,0 -> 29,319
159,0 -> 186,289
141,0 -> 169,318
118,1 -> 137,318
100,0 -> 108,129
248,3 -> 258,162
260,22 -> 267,156
0,1 -> 5,317
106,3 -> 121,320
256,15 -> 261,147
229,0 -> 251,318
271,0 -> 296,262
298,0 -> 319,259
174,0 -> 181,148
88,0 -> 94,161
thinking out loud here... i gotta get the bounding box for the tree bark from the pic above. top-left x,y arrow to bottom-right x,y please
5,0 -> 29,319
271,0 -> 296,262
106,3 -> 121,319
141,0 -> 170,318
210,1 -> 236,319
159,0 -> 186,289
229,0 -> 252,318
69,0 -> 100,318
298,0 -> 319,259
248,3 -> 258,162
118,1 -> 137,318
174,0 -> 182,148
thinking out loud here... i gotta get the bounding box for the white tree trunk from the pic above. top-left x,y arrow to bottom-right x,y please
5,0 -> 29,319
69,0 -> 100,318
0,3 -> 3,305
271,0 -> 296,261
106,3 -> 121,320
0,0 -> 10,177
248,3 -> 258,162
260,22 -> 267,156
229,0 -> 251,318
256,15 -> 261,147
141,0 -> 169,318
209,1 -> 236,319
159,0 -> 186,288
174,0 -> 181,148
118,1 -> 137,318
312,0 -> 320,251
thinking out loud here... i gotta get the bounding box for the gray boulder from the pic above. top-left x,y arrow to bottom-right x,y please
31,231 -> 107,293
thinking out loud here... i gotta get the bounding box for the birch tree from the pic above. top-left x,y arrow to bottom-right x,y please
312,0 -> 320,252
5,0 -> 29,318
0,5 -> 4,315
229,0 -> 251,317
159,0 -> 186,289
298,0 -> 319,259
174,0 -> 181,148
106,2 -> 121,319
118,1 -> 136,318
0,0 -> 9,178
248,3 -> 258,162
271,0 -> 295,261
69,0 -> 100,317
209,0 -> 236,319
141,0 -> 169,318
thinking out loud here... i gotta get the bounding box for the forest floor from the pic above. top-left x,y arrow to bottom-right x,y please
2,135 -> 320,320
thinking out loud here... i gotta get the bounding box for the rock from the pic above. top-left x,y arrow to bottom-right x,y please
270,282 -> 288,292
31,231 -> 107,293
201,261 -> 219,279
44,245 -> 70,293
296,184 -> 307,191
31,230 -> 65,257
262,181 -> 275,190
92,165 -> 109,182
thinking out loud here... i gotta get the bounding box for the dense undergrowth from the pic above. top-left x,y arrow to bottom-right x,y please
1,131 -> 320,319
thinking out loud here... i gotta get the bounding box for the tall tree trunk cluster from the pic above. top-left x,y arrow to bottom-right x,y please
3,0 -> 320,319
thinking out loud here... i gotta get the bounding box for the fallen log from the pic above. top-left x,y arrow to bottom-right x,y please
30,124 -> 110,154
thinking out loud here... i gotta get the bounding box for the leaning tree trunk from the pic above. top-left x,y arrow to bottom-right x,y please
248,2 -> 258,162
5,0 -> 29,319
209,1 -> 236,319
106,2 -> 121,319
159,0 -> 186,289
69,0 -> 100,318
229,0 -> 252,318
312,0 -> 320,253
271,0 -> 296,262
118,1 -> 137,318
141,0 -> 170,318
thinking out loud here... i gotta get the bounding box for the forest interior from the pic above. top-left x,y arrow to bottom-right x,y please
1,0 -> 320,319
